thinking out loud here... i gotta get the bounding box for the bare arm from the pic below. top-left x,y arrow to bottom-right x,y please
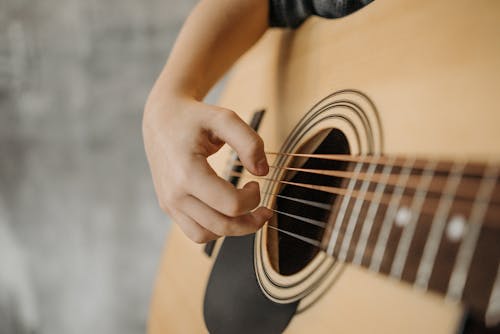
157,0 -> 269,99
143,0 -> 272,243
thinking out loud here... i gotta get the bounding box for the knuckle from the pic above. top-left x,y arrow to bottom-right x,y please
219,108 -> 237,121
211,108 -> 237,128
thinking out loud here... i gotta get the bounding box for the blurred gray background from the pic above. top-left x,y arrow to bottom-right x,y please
0,0 -> 205,333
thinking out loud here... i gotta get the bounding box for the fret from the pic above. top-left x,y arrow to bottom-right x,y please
486,263 -> 500,326
337,157 -> 379,262
369,158 -> 415,272
326,162 -> 363,256
414,163 -> 465,289
460,223 -> 500,323
390,160 -> 437,279
352,157 -> 395,265
447,165 -> 499,301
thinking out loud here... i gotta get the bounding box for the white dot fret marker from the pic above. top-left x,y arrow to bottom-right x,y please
447,165 -> 498,301
370,158 -> 415,273
446,215 -> 467,242
414,163 -> 464,289
395,206 -> 412,227
390,160 -> 436,279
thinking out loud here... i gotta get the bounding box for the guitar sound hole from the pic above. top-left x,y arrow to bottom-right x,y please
268,128 -> 350,276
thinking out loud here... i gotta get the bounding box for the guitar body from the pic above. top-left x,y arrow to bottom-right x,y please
148,0 -> 500,333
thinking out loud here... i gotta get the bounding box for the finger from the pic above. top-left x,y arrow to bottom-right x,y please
170,209 -> 219,243
179,195 -> 273,236
208,107 -> 268,176
187,158 -> 261,216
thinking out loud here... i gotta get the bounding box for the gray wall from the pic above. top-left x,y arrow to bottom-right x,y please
0,0 -> 201,333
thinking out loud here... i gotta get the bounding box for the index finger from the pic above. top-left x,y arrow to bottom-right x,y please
208,108 -> 268,176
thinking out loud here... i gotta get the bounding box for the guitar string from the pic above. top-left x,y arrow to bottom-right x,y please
233,173 -> 500,216
261,179 -> 498,313
265,222 -> 394,269
262,192 -> 331,210
228,174 -> 499,246
266,225 -> 323,248
262,194 -> 497,257
222,153 -> 498,252
269,208 -> 327,228
234,158 -> 484,179
255,189 -> 497,257
264,152 -> 491,177
264,187 -> 458,231
230,163 -> 500,204
231,161 -> 500,203
243,189 -> 498,260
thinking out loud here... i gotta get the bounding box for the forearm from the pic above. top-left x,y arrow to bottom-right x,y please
156,0 -> 269,100
143,0 -> 272,243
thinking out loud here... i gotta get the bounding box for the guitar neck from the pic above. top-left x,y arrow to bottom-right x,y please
318,156 -> 500,323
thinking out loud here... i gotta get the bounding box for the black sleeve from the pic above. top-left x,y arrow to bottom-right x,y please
269,0 -> 373,28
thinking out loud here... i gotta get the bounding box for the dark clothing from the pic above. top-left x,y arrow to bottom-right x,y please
269,0 -> 373,28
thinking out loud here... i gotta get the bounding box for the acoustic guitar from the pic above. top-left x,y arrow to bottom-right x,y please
148,0 -> 500,333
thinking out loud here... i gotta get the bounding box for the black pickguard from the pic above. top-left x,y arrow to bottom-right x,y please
204,235 -> 298,333
203,110 -> 298,333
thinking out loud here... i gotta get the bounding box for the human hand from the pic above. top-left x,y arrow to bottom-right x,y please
143,93 -> 273,243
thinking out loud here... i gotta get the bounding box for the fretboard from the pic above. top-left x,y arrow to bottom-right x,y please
317,156 -> 500,326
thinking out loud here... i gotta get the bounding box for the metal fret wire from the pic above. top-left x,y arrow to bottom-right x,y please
415,163 -> 465,289
337,157 -> 379,262
447,166 -> 499,300
326,162 -> 364,256
231,167 -> 500,206
254,160 -> 499,315
369,158 -> 416,272
486,263 -> 500,326
230,153 -> 499,303
352,157 -> 395,265
390,160 -> 437,279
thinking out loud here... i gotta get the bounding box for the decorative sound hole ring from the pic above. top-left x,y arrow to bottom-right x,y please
254,90 -> 383,307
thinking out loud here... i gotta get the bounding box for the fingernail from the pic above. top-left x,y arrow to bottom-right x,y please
257,158 -> 269,175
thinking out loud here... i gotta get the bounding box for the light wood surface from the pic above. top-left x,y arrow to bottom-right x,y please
148,0 -> 500,332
